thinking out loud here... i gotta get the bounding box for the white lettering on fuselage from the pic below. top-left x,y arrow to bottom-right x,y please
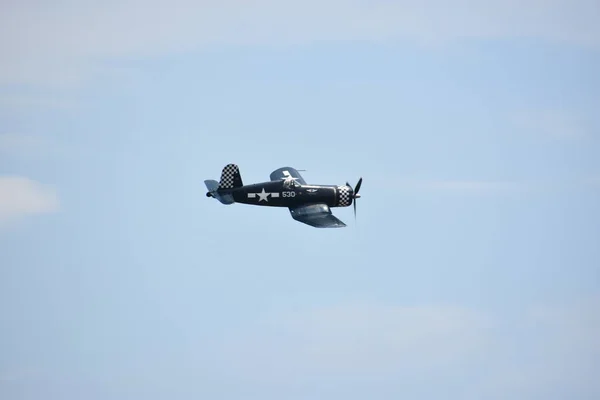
282,191 -> 296,197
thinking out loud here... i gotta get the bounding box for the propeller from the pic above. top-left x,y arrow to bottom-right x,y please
352,177 -> 362,220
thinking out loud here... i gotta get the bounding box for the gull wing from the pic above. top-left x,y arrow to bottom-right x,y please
289,203 -> 346,228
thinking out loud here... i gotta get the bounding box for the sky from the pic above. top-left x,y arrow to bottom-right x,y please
1,1 -> 599,399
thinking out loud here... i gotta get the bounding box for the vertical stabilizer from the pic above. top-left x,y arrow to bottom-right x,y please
218,164 -> 243,190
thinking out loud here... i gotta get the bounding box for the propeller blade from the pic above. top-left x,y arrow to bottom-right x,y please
353,199 -> 357,220
354,177 -> 362,195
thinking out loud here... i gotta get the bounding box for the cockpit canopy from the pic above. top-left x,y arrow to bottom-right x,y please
282,177 -> 301,189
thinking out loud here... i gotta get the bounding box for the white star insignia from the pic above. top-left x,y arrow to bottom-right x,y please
257,188 -> 270,202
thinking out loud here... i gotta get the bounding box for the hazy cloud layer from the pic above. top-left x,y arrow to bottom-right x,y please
218,297 -> 600,398
0,176 -> 59,224
367,177 -> 529,195
1,0 -> 599,85
221,303 -> 490,380
0,133 -> 71,161
0,133 -> 50,157
510,110 -> 592,139
373,175 -> 600,195
407,180 -> 525,195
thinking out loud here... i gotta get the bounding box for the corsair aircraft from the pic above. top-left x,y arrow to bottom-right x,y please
205,164 -> 362,228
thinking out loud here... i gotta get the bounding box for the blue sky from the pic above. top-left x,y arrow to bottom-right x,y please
1,1 -> 599,399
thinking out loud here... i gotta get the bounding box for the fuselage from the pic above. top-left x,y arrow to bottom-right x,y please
223,180 -> 353,208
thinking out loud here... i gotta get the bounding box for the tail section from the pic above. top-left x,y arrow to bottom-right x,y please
205,163 -> 242,205
205,179 -> 235,204
218,164 -> 243,190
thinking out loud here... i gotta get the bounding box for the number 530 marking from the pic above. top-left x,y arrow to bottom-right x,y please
282,191 -> 296,197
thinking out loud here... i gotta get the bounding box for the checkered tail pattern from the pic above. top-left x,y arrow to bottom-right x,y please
218,164 -> 243,189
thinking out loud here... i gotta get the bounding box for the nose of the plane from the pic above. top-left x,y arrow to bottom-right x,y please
337,184 -> 354,207
347,184 -> 354,197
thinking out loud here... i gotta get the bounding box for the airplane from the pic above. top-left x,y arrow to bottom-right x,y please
204,164 -> 362,228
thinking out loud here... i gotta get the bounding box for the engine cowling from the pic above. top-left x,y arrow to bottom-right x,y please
336,185 -> 353,207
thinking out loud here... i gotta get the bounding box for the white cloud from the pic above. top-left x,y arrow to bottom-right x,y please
1,0 -> 598,85
0,176 -> 59,224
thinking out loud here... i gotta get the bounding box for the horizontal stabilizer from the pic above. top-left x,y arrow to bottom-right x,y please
204,179 -> 219,192
205,180 -> 234,204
